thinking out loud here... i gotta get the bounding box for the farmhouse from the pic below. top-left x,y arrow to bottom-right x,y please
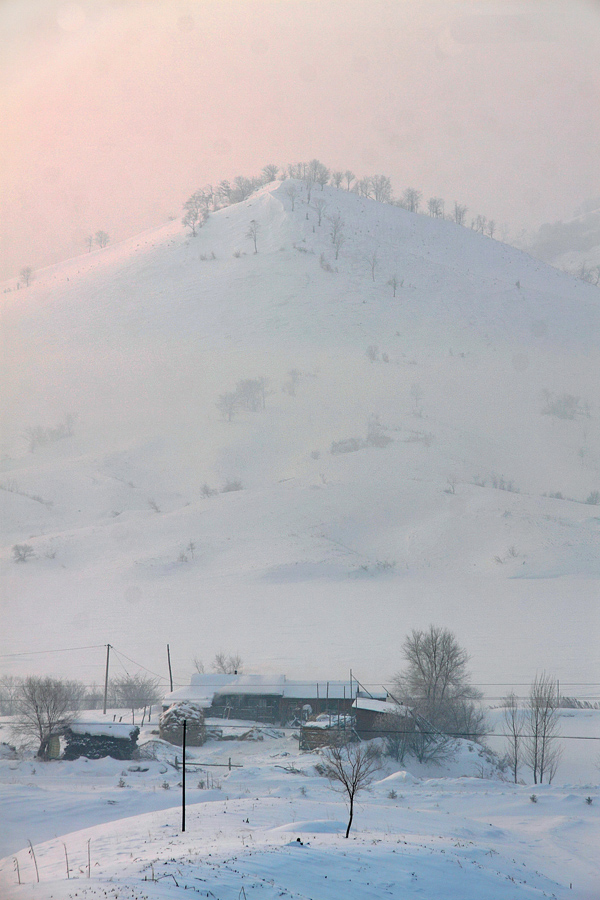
163,673 -> 387,726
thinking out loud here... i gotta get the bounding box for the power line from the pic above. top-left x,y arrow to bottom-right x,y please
109,647 -> 133,678
109,646 -> 167,681
1,644 -> 599,686
0,645 -> 105,658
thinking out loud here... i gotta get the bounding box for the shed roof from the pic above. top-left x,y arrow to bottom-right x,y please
69,723 -> 139,739
352,698 -> 409,715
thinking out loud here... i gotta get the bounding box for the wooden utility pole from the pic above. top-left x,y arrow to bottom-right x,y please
102,644 -> 111,715
181,719 -> 187,832
167,644 -> 174,693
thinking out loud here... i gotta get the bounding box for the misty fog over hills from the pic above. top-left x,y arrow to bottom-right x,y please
519,198 -> 600,282
1,179 -> 599,691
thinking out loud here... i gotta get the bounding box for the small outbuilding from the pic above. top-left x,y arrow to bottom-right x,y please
299,713 -> 356,750
352,697 -> 411,740
62,723 -> 140,760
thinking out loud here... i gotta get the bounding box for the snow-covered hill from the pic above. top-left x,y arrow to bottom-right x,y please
1,180 -> 599,691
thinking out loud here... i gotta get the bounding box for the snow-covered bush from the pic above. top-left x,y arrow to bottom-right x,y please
331,437 -> 365,454
12,544 -> 35,563
541,391 -> 584,419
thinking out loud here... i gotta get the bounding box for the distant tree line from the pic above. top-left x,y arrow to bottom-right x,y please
181,158 -> 502,241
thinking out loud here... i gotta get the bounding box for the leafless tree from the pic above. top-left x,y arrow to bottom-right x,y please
410,382 -> 423,416
331,170 -> 344,189
328,213 -> 344,245
287,162 -> 307,180
355,176 -> 373,198
193,657 -> 205,673
212,652 -> 243,674
427,197 -> 445,218
307,159 -> 330,191
387,275 -> 402,297
182,201 -> 202,236
246,219 -> 260,253
453,202 -> 468,226
473,215 -> 487,234
217,180 -> 232,205
235,377 -> 267,411
0,675 -> 21,715
202,184 -> 215,209
110,673 -> 160,711
393,625 -> 484,740
13,676 -> 80,758
312,198 -> 327,226
20,266 -> 33,286
344,170 -> 355,191
371,175 -> 393,203
524,673 -> 562,784
367,249 -> 379,281
85,234 -> 94,252
400,188 -> 422,213
182,189 -> 212,234
285,183 -> 297,211
487,219 -> 496,238
502,692 -> 525,783
323,742 -> 381,837
380,703 -> 451,764
217,378 -> 267,421
232,175 -> 261,202
216,392 -> 238,422
262,164 -> 279,183
378,707 -> 413,763
332,230 -> 346,260
95,230 -> 109,248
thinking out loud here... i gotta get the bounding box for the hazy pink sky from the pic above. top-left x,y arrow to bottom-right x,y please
1,0 -> 599,280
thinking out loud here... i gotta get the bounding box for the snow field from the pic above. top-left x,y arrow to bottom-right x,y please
0,721 -> 598,899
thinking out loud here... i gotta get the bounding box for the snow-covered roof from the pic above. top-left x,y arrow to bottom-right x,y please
304,714 -> 354,730
215,674 -> 287,696
69,723 -> 138,739
281,680 -> 355,700
162,687 -> 214,708
353,698 -> 408,715
164,675 -> 386,707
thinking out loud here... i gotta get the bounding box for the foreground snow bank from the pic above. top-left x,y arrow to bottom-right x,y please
0,728 -> 598,899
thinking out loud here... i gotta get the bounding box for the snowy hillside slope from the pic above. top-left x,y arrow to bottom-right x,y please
1,180 -> 599,689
